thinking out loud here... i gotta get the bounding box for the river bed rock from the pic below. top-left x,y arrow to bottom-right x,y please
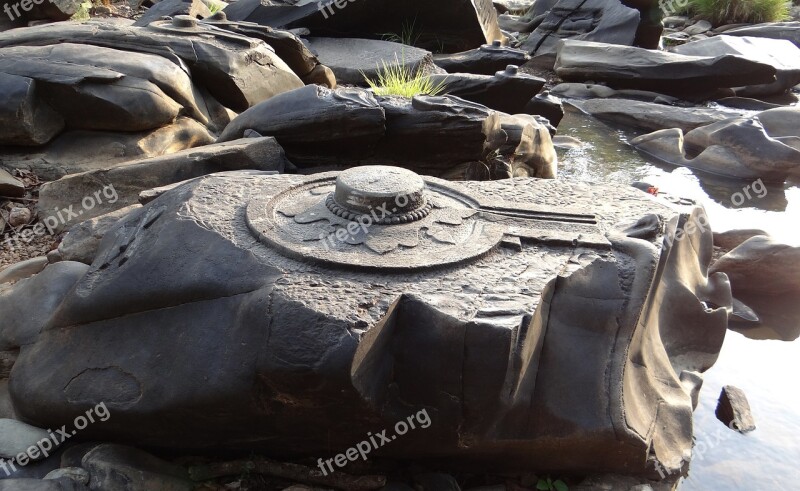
631,107 -> 800,182
710,235 -> 800,295
673,35 -> 800,97
4,167 -> 729,478
555,39 -> 777,94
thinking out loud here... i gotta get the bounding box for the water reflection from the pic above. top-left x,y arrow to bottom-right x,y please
556,108 -> 800,489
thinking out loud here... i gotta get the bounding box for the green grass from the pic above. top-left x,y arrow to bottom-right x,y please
687,0 -> 790,25
381,19 -> 421,46
363,55 -> 448,98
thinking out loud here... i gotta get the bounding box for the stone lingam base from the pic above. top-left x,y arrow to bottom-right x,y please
2,166 -> 730,478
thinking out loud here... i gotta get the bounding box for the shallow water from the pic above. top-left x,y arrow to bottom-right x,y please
556,108 -> 800,490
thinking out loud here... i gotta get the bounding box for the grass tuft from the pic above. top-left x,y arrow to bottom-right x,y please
362,55 -> 448,98
687,0 -> 790,25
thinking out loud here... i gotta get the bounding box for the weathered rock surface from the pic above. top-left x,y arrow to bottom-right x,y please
0,478 -> 87,491
0,419 -> 52,459
713,229 -> 768,251
0,261 -> 90,349
433,42 -> 530,75
58,206 -> 142,265
223,0 -> 503,52
631,108 -> 800,182
0,256 -> 48,286
133,0 -> 212,27
574,98 -> 735,133
716,385 -> 756,433
673,35 -> 800,96
523,92 -> 564,127
723,21 -> 800,48
0,72 -> 64,146
429,66 -> 546,115
710,235 -> 800,295
550,82 -> 684,105
520,0 -> 640,68
0,169 -> 24,198
37,137 -> 288,232
0,118 -> 216,181
202,13 -> 333,85
0,19 -> 303,112
6,168 -> 729,477
305,37 -> 438,86
81,444 -> 193,491
555,39 -> 777,94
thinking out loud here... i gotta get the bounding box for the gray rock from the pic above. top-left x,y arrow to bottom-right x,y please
37,137 -> 288,232
223,0 -> 503,53
58,206 -> 142,265
8,207 -> 31,227
497,113 -> 558,178
713,229 -> 769,251
201,15 -> 328,83
683,20 -> 712,36
0,419 -> 52,460
550,83 -> 683,105
0,118 -> 216,181
219,85 -> 531,179
520,0 -> 641,68
133,0 -> 212,27
429,66 -> 546,115
81,444 -> 192,491
306,37 -> 438,86
0,261 -> 90,349
0,479 -> 86,491
0,256 -> 48,286
630,116 -> 800,182
0,169 -> 24,198
716,385 -> 756,433
715,97 -> 783,111
523,91 -> 564,127
723,21 -> 800,48
0,19 -> 303,112
573,98 -> 734,133
710,235 -> 800,295
756,106 -> 800,139
0,380 -> 16,420
7,168 -> 729,476
555,39 -> 777,94
673,36 -> 800,96
0,73 -> 63,146
44,468 -> 89,485
433,43 -> 530,75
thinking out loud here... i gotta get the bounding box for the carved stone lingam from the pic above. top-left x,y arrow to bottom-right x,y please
3,166 -> 730,477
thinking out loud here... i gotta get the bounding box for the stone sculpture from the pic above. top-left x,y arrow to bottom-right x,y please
3,166 -> 730,478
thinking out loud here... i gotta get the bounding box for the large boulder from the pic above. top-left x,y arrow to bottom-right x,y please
429,66 -> 546,115
218,85 -> 556,179
630,107 -> 800,182
223,0 -> 503,52
722,21 -> 800,48
710,235 -> 800,295
0,72 -> 63,146
0,118 -> 215,181
520,0 -> 641,68
673,35 -> 800,97
0,19 -> 303,113
6,168 -> 729,478
572,98 -> 736,133
305,37 -> 438,86
555,39 -> 777,94
433,42 -> 530,75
